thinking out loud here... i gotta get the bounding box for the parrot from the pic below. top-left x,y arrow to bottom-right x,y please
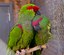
7,4 -> 40,55
17,4 -> 40,49
32,15 -> 51,55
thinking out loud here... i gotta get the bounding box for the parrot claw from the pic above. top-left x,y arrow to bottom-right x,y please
20,49 -> 26,55
16,50 -> 20,55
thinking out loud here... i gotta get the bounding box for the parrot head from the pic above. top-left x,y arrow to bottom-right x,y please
18,4 -> 41,23
19,4 -> 41,15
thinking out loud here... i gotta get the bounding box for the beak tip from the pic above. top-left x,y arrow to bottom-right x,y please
36,11 -> 41,15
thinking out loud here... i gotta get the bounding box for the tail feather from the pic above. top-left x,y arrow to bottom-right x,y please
7,48 -> 15,55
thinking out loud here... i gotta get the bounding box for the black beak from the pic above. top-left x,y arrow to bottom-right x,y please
36,10 -> 41,15
33,24 -> 41,32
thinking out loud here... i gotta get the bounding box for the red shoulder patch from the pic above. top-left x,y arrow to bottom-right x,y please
17,24 -> 23,30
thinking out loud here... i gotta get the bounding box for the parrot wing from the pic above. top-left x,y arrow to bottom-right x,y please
7,24 -> 23,55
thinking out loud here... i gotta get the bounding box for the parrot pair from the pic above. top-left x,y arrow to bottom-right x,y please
7,4 -> 51,55
7,4 -> 40,55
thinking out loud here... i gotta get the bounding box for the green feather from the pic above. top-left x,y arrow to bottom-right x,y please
8,26 -> 23,51
18,10 -> 35,24
17,11 -> 35,49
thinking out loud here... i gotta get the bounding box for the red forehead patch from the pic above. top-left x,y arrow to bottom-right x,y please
33,6 -> 39,12
27,6 -> 39,12
27,6 -> 33,10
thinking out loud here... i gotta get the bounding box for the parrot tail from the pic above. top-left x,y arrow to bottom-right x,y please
7,48 -> 15,55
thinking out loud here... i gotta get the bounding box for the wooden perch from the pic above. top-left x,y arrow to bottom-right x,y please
25,44 -> 46,53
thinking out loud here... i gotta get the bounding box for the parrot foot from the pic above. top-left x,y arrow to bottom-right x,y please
16,49 -> 26,55
16,50 -> 20,55
20,49 -> 26,55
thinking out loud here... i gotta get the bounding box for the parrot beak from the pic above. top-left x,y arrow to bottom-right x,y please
36,10 -> 41,15
34,25 -> 41,32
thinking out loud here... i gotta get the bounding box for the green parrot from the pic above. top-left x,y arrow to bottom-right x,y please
32,15 -> 51,55
7,4 -> 40,55
17,4 -> 40,49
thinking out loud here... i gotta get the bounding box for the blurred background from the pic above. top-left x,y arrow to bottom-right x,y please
0,0 -> 64,55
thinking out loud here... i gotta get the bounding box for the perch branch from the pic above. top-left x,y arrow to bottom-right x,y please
23,44 -> 46,54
